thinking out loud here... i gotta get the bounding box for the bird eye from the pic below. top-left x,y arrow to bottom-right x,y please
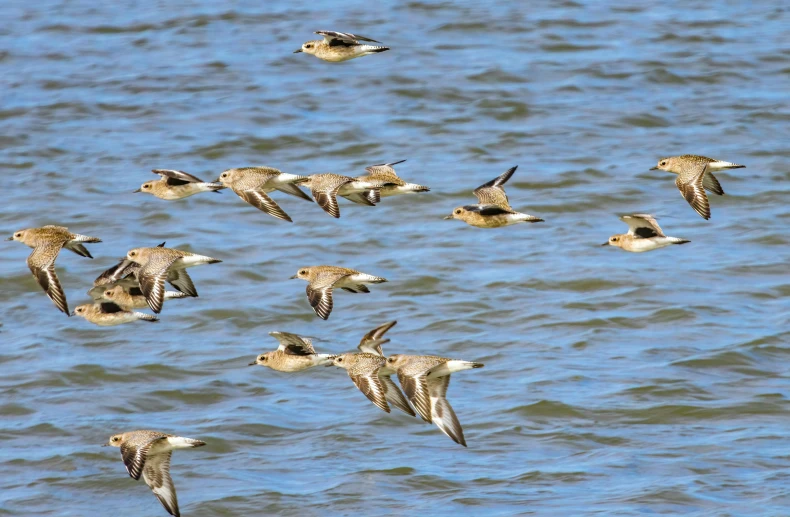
612,237 -> 618,242
143,184 -> 150,189
104,291 -> 112,297
455,209 -> 462,215
299,270 -> 307,275
305,44 -> 312,49
387,357 -> 394,363
129,251 -> 136,256
337,357 -> 343,362
660,161 -> 666,166
221,173 -> 227,178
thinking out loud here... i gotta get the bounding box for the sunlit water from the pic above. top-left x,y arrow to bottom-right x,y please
1,0 -> 789,515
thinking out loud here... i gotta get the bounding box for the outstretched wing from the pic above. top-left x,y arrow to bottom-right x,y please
349,371 -> 391,413
306,285 -> 333,320
620,214 -> 664,238
397,371 -> 432,423
153,168 -> 205,186
473,166 -> 516,208
316,30 -> 380,46
269,331 -> 316,354
142,452 -> 180,517
27,247 -> 68,315
357,321 -> 396,355
235,188 -> 292,222
381,375 -> 416,417
676,166 -> 710,220
428,375 -> 466,447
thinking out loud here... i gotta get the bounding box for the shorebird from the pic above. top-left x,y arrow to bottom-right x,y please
294,31 -> 389,62
383,354 -> 484,447
444,166 -> 543,228
355,160 -> 430,197
7,225 -> 101,315
215,166 -> 312,222
125,246 -> 221,313
651,154 -> 744,220
290,265 -> 387,320
135,169 -> 224,200
249,331 -> 334,372
72,302 -> 158,326
603,214 -> 690,252
331,321 -> 415,416
300,174 -> 384,218
105,430 -> 205,517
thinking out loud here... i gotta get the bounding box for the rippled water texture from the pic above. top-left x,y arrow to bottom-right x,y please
2,1 -> 789,515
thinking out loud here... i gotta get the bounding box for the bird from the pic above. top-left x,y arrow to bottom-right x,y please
124,246 -> 221,313
290,266 -> 387,320
355,160 -> 430,198
248,331 -> 334,372
650,154 -> 745,220
72,301 -> 158,326
382,354 -> 484,447
215,166 -> 312,222
7,225 -> 101,315
299,174 -> 384,218
135,169 -> 224,200
331,321 -> 416,416
603,214 -> 690,252
444,166 -> 544,228
294,31 -> 389,62
100,284 -> 188,310
105,430 -> 205,517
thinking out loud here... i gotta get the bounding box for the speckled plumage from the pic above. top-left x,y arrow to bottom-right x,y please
106,430 -> 205,517
249,331 -> 334,372
136,169 -> 224,200
7,225 -> 101,315
125,246 -> 221,313
72,301 -> 158,326
215,166 -> 312,222
295,31 -> 389,62
651,154 -> 744,220
300,173 -> 384,218
384,354 -> 484,447
291,265 -> 387,320
445,166 -> 543,228
356,160 -> 430,197
603,214 -> 690,253
100,284 -> 188,310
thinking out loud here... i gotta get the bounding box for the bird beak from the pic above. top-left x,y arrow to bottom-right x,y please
248,361 -> 257,366
443,214 -> 454,220
69,310 -> 76,316
214,177 -> 222,183
101,443 -> 111,447
133,188 -> 141,193
293,48 -> 303,53
649,166 -> 658,170
289,274 -> 298,279
600,242 -> 610,247
5,236 -> 13,241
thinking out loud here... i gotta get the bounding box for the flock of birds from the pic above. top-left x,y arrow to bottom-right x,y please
7,30 -> 748,517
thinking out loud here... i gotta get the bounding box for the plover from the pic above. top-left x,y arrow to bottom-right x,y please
332,321 -> 415,416
444,166 -> 544,228
100,284 -> 188,310
603,214 -> 690,252
135,169 -> 224,200
291,265 -> 387,320
215,166 -> 312,222
651,154 -> 744,220
7,225 -> 101,315
105,430 -> 205,517
355,160 -> 430,198
294,31 -> 389,62
125,246 -> 221,313
72,302 -> 158,326
300,174 -> 384,218
249,331 -> 334,372
383,354 -> 484,447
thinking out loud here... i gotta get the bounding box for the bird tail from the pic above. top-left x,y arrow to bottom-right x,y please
360,45 -> 389,54
517,213 -> 544,223
403,183 -> 430,193
669,237 -> 691,245
428,360 -> 484,377
164,291 -> 190,300
72,234 -> 102,243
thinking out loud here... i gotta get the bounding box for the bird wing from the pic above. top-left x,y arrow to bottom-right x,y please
620,214 -> 664,238
138,257 -> 180,314
120,435 -> 166,480
27,246 -> 68,315
306,285 -> 333,320
466,204 -> 514,216
676,164 -> 711,220
473,166 -> 516,207
235,188 -> 292,222
349,369 -> 391,413
313,185 -> 343,218
397,370 -> 432,422
702,171 -> 724,196
166,268 -> 197,297
357,321 -> 396,355
153,168 -> 205,185
316,30 -> 380,46
381,374 -> 416,416
428,375 -> 466,446
99,302 -> 125,314
269,331 -> 316,354
142,451 -> 180,517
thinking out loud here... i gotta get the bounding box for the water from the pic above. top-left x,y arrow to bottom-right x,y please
1,0 -> 789,515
